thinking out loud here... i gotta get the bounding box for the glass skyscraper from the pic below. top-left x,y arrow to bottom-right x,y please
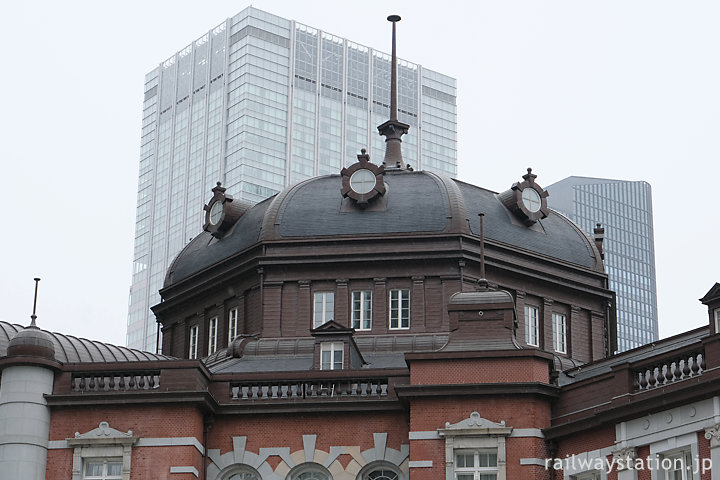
546,176 -> 658,352
127,7 -> 457,351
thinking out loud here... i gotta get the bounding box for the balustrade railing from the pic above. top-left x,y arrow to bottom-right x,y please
633,350 -> 705,391
71,372 -> 161,392
230,378 -> 389,401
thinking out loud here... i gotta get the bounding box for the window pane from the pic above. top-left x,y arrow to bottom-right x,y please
457,475 -> 474,480
478,475 -> 497,480
85,462 -> 104,476
107,462 -> 123,476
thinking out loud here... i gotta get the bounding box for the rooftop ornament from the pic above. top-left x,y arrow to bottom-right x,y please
377,15 -> 410,170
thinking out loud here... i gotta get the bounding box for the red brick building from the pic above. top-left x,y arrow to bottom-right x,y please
2,23 -> 719,478
1,154 -> 719,479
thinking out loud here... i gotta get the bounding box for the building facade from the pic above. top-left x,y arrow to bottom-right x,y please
127,6 -> 458,351
546,176 -> 658,352
2,159 -> 720,479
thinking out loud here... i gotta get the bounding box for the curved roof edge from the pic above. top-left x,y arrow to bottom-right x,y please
0,321 -> 175,363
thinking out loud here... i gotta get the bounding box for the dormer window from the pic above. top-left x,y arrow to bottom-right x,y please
715,308 -> 720,334
320,342 -> 344,370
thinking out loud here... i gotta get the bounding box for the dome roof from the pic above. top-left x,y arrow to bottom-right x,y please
0,321 -> 172,363
165,169 -> 603,287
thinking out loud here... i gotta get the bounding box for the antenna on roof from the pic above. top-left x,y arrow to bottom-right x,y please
478,214 -> 489,289
377,15 -> 410,170
30,277 -> 40,328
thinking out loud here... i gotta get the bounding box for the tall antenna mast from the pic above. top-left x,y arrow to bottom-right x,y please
377,15 -> 410,169
30,277 -> 40,327
478,214 -> 489,289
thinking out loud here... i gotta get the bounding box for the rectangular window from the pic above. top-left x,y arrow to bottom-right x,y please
189,325 -> 198,359
208,317 -> 218,355
84,459 -> 123,479
352,290 -> 372,330
571,472 -> 601,480
389,289 -> 410,329
320,342 -> 343,370
314,291 -> 335,328
455,450 -> 497,480
715,308 -> 720,334
525,305 -> 539,346
661,450 -> 693,480
553,313 -> 567,353
228,307 -> 238,346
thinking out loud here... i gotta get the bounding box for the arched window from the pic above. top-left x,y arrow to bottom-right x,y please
222,466 -> 260,480
365,469 -> 399,480
295,471 -> 328,480
356,462 -> 404,480
287,463 -> 331,480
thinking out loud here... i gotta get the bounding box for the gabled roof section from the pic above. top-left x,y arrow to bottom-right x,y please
700,282 -> 720,305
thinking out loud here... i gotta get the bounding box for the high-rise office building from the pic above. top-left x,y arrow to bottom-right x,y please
546,176 -> 658,352
127,7 -> 457,351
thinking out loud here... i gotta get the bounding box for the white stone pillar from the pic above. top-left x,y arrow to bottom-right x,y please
0,365 -> 54,479
612,447 -> 638,480
704,425 -> 720,480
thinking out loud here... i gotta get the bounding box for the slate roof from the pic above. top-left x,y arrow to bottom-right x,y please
0,321 -> 173,363
165,169 -> 603,287
204,333 -> 449,374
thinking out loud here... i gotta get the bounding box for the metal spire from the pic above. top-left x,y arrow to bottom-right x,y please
30,277 -> 40,327
377,15 -> 410,169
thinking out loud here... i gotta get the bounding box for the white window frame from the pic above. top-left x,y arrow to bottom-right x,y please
571,472 -> 602,480
525,305 -> 539,346
659,449 -> 695,480
189,325 -> 198,359
352,290 -> 372,330
389,289 -> 410,329
648,433 -> 700,480
228,307 -> 238,346
553,313 -> 567,354
454,449 -> 498,479
67,421 -> 136,480
83,459 -> 123,480
714,308 -> 720,334
314,291 -> 335,328
320,342 -> 344,370
208,316 -> 218,355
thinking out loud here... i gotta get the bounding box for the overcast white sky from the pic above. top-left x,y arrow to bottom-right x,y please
0,1 -> 717,347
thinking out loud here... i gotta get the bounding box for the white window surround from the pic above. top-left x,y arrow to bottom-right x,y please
389,289 -> 410,329
320,342 -> 344,370
648,433 -> 700,480
67,422 -> 137,480
352,290 -> 372,330
228,307 -> 238,346
189,325 -> 199,359
524,305 -> 539,346
208,316 -> 218,355
553,313 -> 567,354
714,308 -> 720,334
314,291 -> 335,328
438,412 -> 512,480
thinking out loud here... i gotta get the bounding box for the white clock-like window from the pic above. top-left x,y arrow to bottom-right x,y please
349,169 -> 376,195
521,188 -> 542,213
209,201 -> 224,225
